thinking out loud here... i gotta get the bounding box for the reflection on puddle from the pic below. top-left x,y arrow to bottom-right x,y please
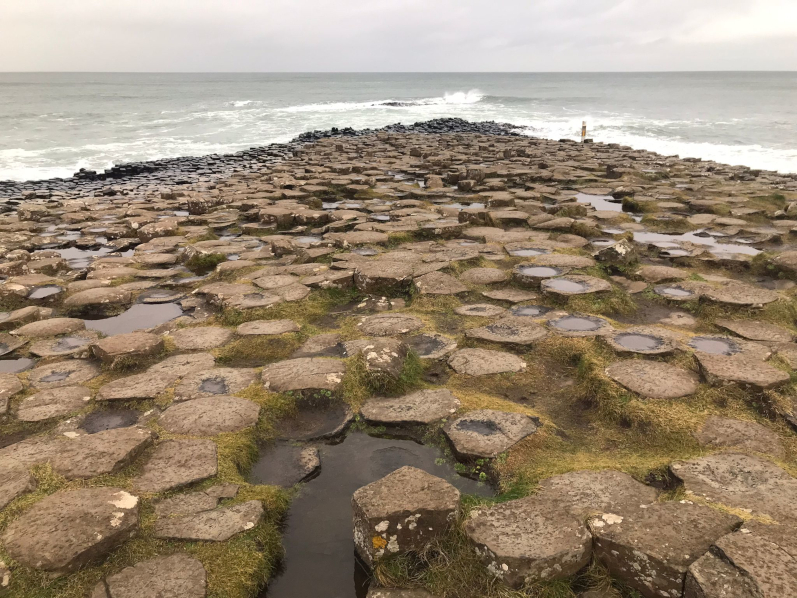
545,278 -> 588,293
614,333 -> 663,351
257,432 -> 491,598
633,230 -> 760,256
576,192 -> 623,213
28,286 -> 62,299
517,266 -> 561,278
688,336 -> 740,355
551,315 -> 605,332
0,358 -> 35,373
84,303 -> 183,335
56,247 -> 114,268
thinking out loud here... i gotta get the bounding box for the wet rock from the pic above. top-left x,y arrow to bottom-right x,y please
589,502 -> 741,598
605,326 -> 678,355
158,396 -> 260,435
605,359 -> 699,399
0,373 -> 23,415
29,331 -> 98,358
359,313 -> 424,336
248,444 -> 320,486
28,359 -> 100,389
170,326 -> 234,350
91,332 -> 164,366
404,333 -> 457,359
175,367 -> 257,401
458,267 -> 508,285
465,316 -> 548,345
291,333 -> 344,358
236,319 -> 300,336
353,466 -> 460,567
0,306 -> 48,331
447,348 -> 526,376
541,274 -> 612,296
154,500 -> 264,541
414,271 -> 467,295
548,314 -> 613,337
134,439 -> 218,493
670,453 -> 797,525
16,385 -> 91,421
0,334 -> 26,357
1,487 -> 139,574
261,358 -> 346,393
594,239 -> 637,266
444,409 -> 538,459
362,389 -> 460,426
694,416 -> 785,458
714,319 -> 794,343
80,409 -> 140,434
63,287 -> 133,311
146,352 -> 215,377
49,427 -> 154,479
695,351 -> 790,390
465,498 -> 590,587
92,553 -> 207,598
276,393 -> 354,440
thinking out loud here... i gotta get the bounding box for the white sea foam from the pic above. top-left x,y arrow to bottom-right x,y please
278,89 -> 485,113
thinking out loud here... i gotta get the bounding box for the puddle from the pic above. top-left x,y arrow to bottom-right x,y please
322,202 -> 340,210
517,266 -> 561,278
404,334 -> 449,358
294,236 -> 323,245
84,303 -> 183,335
448,202 -> 485,210
28,286 -> 62,299
576,192 -> 623,212
688,337 -> 740,356
199,378 -> 228,394
452,419 -> 501,435
369,214 -> 391,222
655,285 -> 695,298
352,247 -> 378,256
551,315 -> 605,332
590,239 -> 616,247
508,247 -> 549,257
278,396 -> 352,441
601,227 -> 625,235
633,230 -> 760,256
249,442 -> 320,487
80,409 -> 140,434
545,278 -> 589,293
614,333 -> 663,352
56,247 -> 114,269
39,370 -> 72,383
510,305 -> 550,317
0,358 -> 35,373
258,432 -> 491,598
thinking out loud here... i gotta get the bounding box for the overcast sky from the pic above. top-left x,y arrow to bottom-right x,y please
2,0 -> 796,71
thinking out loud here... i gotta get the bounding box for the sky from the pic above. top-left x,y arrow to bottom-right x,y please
1,0 -> 796,72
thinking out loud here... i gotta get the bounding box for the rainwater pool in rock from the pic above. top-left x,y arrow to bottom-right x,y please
84,303 -> 183,335
257,432 -> 491,598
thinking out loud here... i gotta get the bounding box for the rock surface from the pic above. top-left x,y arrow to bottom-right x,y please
92,553 -> 207,598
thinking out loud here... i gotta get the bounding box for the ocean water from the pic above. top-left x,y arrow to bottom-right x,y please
1,72 -> 796,182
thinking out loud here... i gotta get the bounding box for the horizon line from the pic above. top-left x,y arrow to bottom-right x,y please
1,70 -> 796,75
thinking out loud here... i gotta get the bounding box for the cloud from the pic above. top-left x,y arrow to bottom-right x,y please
0,0 -> 794,71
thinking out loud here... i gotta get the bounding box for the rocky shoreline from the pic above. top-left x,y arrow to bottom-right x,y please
0,120 -> 796,598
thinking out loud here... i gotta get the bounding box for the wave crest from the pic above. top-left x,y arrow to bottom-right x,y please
278,89 -> 485,113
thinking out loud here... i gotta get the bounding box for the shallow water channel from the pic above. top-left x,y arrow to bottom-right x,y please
256,432 -> 492,598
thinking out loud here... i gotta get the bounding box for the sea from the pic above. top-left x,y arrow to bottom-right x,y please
1,72 -> 796,182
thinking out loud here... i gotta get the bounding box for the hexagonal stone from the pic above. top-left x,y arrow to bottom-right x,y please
133,439 -> 218,494
154,500 -> 264,541
404,333 -> 457,360
359,313 -> 424,336
670,453 -> 797,525
0,373 -> 23,415
354,261 -> 414,295
605,360 -> 699,399
589,502 -> 741,598
0,464 -> 35,510
454,303 -> 508,318
158,396 -> 260,435
170,326 -> 234,350
694,416 -> 785,459
63,287 -> 133,311
92,553 -> 207,598
701,282 -> 779,306
236,319 -> 300,336
362,389 -> 460,425
261,358 -> 346,393
465,498 -> 591,587
97,371 -> 175,402
447,348 -> 526,376
465,316 -> 548,345
29,331 -> 99,358
353,466 -> 460,567
533,470 -> 659,517
16,385 -> 91,421
0,333 -> 26,357
444,409 -> 538,459
714,319 -> 794,343
342,338 -> 408,378
28,360 -> 101,389
458,268 -> 508,285
636,265 -> 689,283
50,427 -> 154,479
414,271 -> 468,295
174,367 -> 257,401
695,352 -> 790,390
91,332 -> 164,366
11,317 -> 86,338
1,487 -> 139,574
685,521 -> 797,598
146,352 -> 216,377
604,326 -> 679,355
